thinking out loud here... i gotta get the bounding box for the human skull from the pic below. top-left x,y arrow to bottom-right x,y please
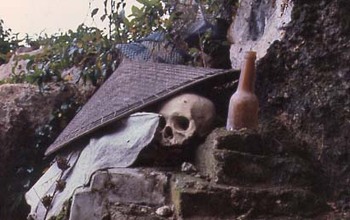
158,93 -> 216,147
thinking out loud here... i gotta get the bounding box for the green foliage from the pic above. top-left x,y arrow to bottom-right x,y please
128,0 -> 170,39
96,0 -> 235,67
2,0 -> 235,88
8,25 -> 120,87
102,0 -> 130,42
0,19 -> 19,64
92,0 -> 170,42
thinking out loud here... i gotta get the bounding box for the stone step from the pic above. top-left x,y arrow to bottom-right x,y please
69,168 -> 169,220
195,128 -> 323,189
170,174 -> 329,219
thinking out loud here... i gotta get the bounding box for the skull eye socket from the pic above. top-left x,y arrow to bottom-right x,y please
173,116 -> 190,131
158,116 -> 166,129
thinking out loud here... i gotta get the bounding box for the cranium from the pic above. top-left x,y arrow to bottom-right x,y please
158,93 -> 216,147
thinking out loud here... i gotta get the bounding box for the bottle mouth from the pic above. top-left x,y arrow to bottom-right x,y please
244,51 -> 257,59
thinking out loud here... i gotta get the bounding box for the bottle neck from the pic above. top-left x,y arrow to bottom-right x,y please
237,54 -> 256,93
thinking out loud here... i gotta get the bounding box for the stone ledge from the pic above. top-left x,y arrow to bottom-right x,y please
69,168 -> 169,220
195,128 -> 322,188
170,174 -> 328,219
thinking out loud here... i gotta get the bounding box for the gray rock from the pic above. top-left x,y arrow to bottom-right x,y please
170,172 -> 327,219
195,128 -> 322,188
0,83 -> 79,180
229,0 -> 293,69
0,83 -> 81,219
181,162 -> 197,174
155,205 -> 172,217
69,168 -> 168,220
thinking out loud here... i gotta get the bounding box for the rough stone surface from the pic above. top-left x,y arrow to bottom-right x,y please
190,128 -> 328,218
255,0 -> 350,213
195,128 -> 323,190
155,205 -> 173,217
48,127 -> 332,219
0,83 -> 79,178
0,83 -> 81,219
108,203 -> 172,220
229,0 -> 293,69
170,173 -> 327,219
69,168 -> 169,220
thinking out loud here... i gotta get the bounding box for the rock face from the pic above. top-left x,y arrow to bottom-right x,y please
195,129 -> 322,189
256,0 -> 350,212
0,83 -> 81,219
229,0 -> 293,69
189,128 -> 328,219
228,0 -> 350,215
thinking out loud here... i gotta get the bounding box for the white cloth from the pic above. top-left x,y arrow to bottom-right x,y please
25,112 -> 160,220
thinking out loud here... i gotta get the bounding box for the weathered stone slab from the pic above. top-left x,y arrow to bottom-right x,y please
195,128 -> 321,188
170,174 -> 328,219
69,168 -> 168,220
170,174 -> 234,219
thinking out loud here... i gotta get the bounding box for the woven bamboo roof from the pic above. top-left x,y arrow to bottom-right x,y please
46,60 -> 237,155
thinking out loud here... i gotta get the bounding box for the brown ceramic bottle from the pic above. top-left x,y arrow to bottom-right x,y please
226,51 -> 259,131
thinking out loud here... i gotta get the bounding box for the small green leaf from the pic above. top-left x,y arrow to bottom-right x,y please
131,5 -> 142,16
148,0 -> 160,6
100,14 -> 107,22
91,8 -> 99,18
136,0 -> 146,4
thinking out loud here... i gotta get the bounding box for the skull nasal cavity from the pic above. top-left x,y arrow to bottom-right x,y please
164,126 -> 173,138
174,116 -> 190,130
